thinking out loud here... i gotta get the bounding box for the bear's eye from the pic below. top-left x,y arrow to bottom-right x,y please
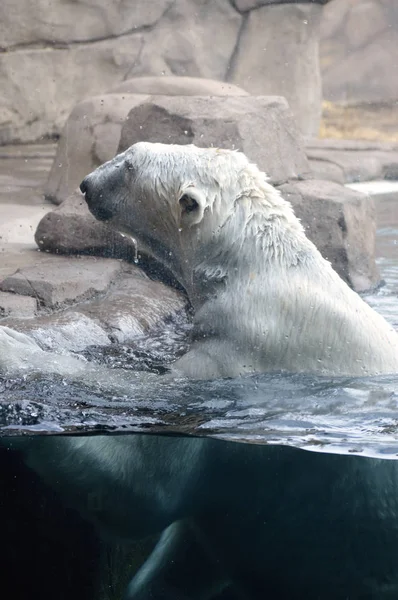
179,194 -> 199,213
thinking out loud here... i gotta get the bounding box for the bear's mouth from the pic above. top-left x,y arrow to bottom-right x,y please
86,201 -> 114,222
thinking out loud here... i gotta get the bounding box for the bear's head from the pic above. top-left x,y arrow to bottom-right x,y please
80,142 -> 296,294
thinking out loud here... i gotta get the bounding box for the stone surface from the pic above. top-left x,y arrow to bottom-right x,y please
0,0 -> 172,47
278,179 -> 379,292
233,1 -> 330,11
307,159 -> 345,184
0,1 -> 242,144
44,77 -> 248,205
0,291 -> 37,319
0,256 -> 124,309
321,0 -> 398,104
2,267 -> 188,353
118,95 -> 311,185
110,76 -> 248,97
122,1 -> 242,81
0,35 -> 144,144
1,0 -> 396,144
76,275 -> 188,344
36,189 -> 136,258
305,139 -> 398,183
229,3 -> 323,137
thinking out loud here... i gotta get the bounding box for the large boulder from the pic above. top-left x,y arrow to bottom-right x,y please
278,179 -> 379,292
44,77 -> 248,205
0,255 -> 125,309
227,2 -> 324,137
0,255 -> 188,349
118,95 -> 311,185
36,189 -> 136,258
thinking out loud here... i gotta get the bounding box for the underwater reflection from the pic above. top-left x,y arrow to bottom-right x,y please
2,433 -> 398,599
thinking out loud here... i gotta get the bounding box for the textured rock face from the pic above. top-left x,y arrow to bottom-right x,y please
118,95 -> 311,184
306,139 -> 398,184
0,35 -> 144,144
0,0 -> 172,46
44,77 -> 248,205
35,189 -> 136,258
232,0 -> 330,10
229,2 -> 323,137
1,0 -> 395,143
0,257 -> 188,351
278,180 -> 379,292
321,0 -> 398,104
0,0 -> 242,144
0,256 -> 125,309
0,0 -> 332,143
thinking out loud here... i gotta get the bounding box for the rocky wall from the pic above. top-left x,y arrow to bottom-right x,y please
321,0 -> 398,104
0,0 -> 328,143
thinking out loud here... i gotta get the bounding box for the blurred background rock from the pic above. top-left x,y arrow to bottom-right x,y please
1,0 -> 396,144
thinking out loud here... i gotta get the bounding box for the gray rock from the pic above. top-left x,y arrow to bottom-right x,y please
2,267 -> 188,353
110,76 -> 248,97
278,179 -> 379,292
0,0 -> 172,47
0,291 -> 37,319
228,3 -> 323,137
0,256 -> 125,309
118,95 -> 311,185
0,1 -> 241,144
45,78 -> 248,205
305,139 -> 398,152
233,1 -> 330,11
307,159 -> 345,184
122,0 -> 242,81
76,274 -> 188,344
35,189 -> 136,258
0,35 -> 144,145
321,0 -> 398,104
305,143 -> 398,183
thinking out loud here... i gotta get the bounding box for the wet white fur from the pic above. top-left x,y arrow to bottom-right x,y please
0,143 -> 398,382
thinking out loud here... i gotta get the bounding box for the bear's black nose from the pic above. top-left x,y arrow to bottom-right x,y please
80,176 -> 90,194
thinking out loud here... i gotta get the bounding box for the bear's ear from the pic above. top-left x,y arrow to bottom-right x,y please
178,186 -> 206,227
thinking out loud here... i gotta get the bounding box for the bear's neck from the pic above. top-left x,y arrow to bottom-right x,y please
188,189 -> 318,312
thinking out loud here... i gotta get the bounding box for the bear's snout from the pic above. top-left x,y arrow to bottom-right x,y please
80,159 -> 126,222
79,174 -> 91,195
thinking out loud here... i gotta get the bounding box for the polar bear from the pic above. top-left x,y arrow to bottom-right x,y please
0,142 -> 398,382
3,144 -> 398,599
